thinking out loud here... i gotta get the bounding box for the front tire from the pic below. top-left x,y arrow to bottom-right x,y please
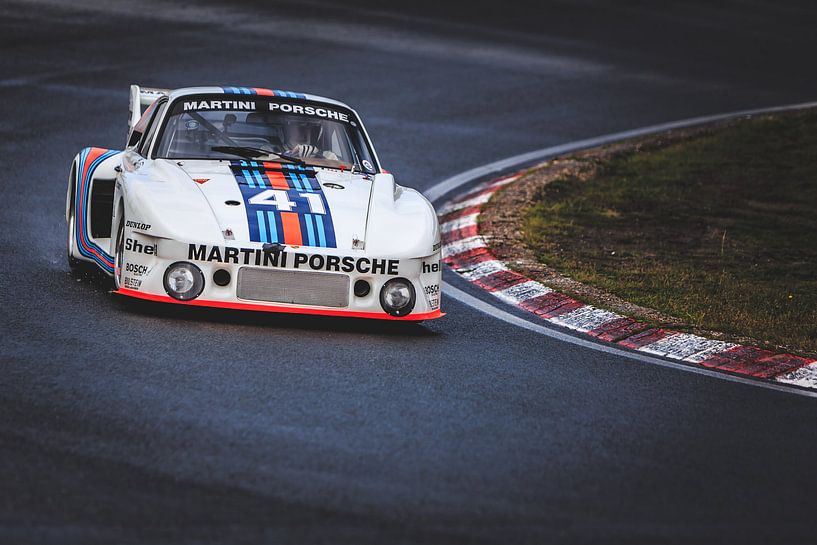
67,206 -> 81,269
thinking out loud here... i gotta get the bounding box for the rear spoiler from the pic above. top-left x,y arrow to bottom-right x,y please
128,85 -> 171,130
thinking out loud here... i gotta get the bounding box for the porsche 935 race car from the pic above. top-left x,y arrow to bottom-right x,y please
66,85 -> 442,320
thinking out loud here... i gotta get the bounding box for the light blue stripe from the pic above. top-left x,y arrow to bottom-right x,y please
289,172 -> 302,191
253,171 -> 266,188
304,214 -> 316,246
299,173 -> 312,191
315,215 -> 326,247
256,211 -> 268,243
266,211 -> 279,243
242,169 -> 255,188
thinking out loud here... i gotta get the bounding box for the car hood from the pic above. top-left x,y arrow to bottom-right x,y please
173,159 -> 373,251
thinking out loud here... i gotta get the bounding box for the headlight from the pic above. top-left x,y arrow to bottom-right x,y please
163,261 -> 205,301
379,278 -> 415,317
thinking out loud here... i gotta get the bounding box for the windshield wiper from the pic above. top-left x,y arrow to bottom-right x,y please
210,146 -> 306,165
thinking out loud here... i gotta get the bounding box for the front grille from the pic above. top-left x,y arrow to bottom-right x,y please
237,267 -> 350,307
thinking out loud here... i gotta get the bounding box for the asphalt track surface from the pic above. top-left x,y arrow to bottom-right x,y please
2,1 -> 817,543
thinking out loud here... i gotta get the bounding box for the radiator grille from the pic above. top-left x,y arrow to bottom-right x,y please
237,268 -> 350,307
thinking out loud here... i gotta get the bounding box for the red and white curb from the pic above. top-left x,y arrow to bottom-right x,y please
439,174 -> 817,390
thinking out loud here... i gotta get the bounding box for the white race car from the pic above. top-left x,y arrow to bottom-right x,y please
66,85 -> 443,321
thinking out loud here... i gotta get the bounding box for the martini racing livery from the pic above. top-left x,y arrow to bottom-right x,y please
66,86 -> 443,320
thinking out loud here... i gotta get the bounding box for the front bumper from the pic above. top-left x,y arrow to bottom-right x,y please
114,232 -> 443,321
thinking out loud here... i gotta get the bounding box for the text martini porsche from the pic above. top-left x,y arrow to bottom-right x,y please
66,86 -> 442,320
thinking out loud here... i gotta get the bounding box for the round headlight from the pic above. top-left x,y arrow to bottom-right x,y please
379,278 -> 416,317
163,262 -> 205,301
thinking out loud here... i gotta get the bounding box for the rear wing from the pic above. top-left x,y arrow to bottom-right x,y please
128,85 -> 171,130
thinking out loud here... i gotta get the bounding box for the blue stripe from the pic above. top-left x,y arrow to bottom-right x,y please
256,210 -> 268,242
304,214 -> 316,247
253,171 -> 266,188
267,211 -> 279,243
315,214 -> 326,247
75,148 -> 118,272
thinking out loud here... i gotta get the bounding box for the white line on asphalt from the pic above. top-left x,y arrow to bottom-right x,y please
442,282 -> 817,399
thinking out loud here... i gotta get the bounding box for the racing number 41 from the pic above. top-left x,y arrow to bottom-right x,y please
248,189 -> 326,214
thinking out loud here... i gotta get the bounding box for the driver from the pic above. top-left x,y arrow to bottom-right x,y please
283,120 -> 338,160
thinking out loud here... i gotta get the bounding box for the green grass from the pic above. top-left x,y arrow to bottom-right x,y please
522,111 -> 817,354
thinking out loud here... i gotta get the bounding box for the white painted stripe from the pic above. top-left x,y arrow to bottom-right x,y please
638,333 -> 736,360
684,341 -> 740,363
440,213 -> 478,235
550,306 -> 622,333
442,236 -> 486,258
458,259 -> 507,281
487,174 -> 521,188
493,280 -> 552,305
776,362 -> 817,389
438,192 -> 494,214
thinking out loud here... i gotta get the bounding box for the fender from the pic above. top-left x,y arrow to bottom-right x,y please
68,147 -> 123,273
365,173 -> 439,257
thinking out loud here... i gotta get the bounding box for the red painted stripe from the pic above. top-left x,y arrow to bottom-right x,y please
116,288 -> 443,321
588,317 -> 647,342
252,87 -> 274,96
265,170 -> 289,189
473,270 -> 528,292
439,205 -> 483,224
698,346 -> 811,378
442,224 -> 479,243
519,292 -> 584,318
444,247 -> 494,269
617,328 -> 670,349
280,211 -> 303,245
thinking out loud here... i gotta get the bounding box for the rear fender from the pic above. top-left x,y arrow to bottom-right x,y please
68,147 -> 123,274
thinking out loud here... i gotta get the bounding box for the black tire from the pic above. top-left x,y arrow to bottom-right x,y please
67,204 -> 93,273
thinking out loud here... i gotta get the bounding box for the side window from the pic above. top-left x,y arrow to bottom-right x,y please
138,100 -> 167,158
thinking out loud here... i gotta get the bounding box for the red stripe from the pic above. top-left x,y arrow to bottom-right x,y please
519,292 -> 583,318
280,211 -> 303,245
439,205 -> 483,224
443,247 -> 494,269
587,317 -> 647,342
252,87 -> 274,96
698,346 -> 811,378
617,328 -> 669,349
443,224 -> 479,243
265,170 -> 289,189
473,270 -> 528,292
116,288 -> 443,321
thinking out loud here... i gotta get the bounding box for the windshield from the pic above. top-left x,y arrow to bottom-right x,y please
153,95 -> 378,173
